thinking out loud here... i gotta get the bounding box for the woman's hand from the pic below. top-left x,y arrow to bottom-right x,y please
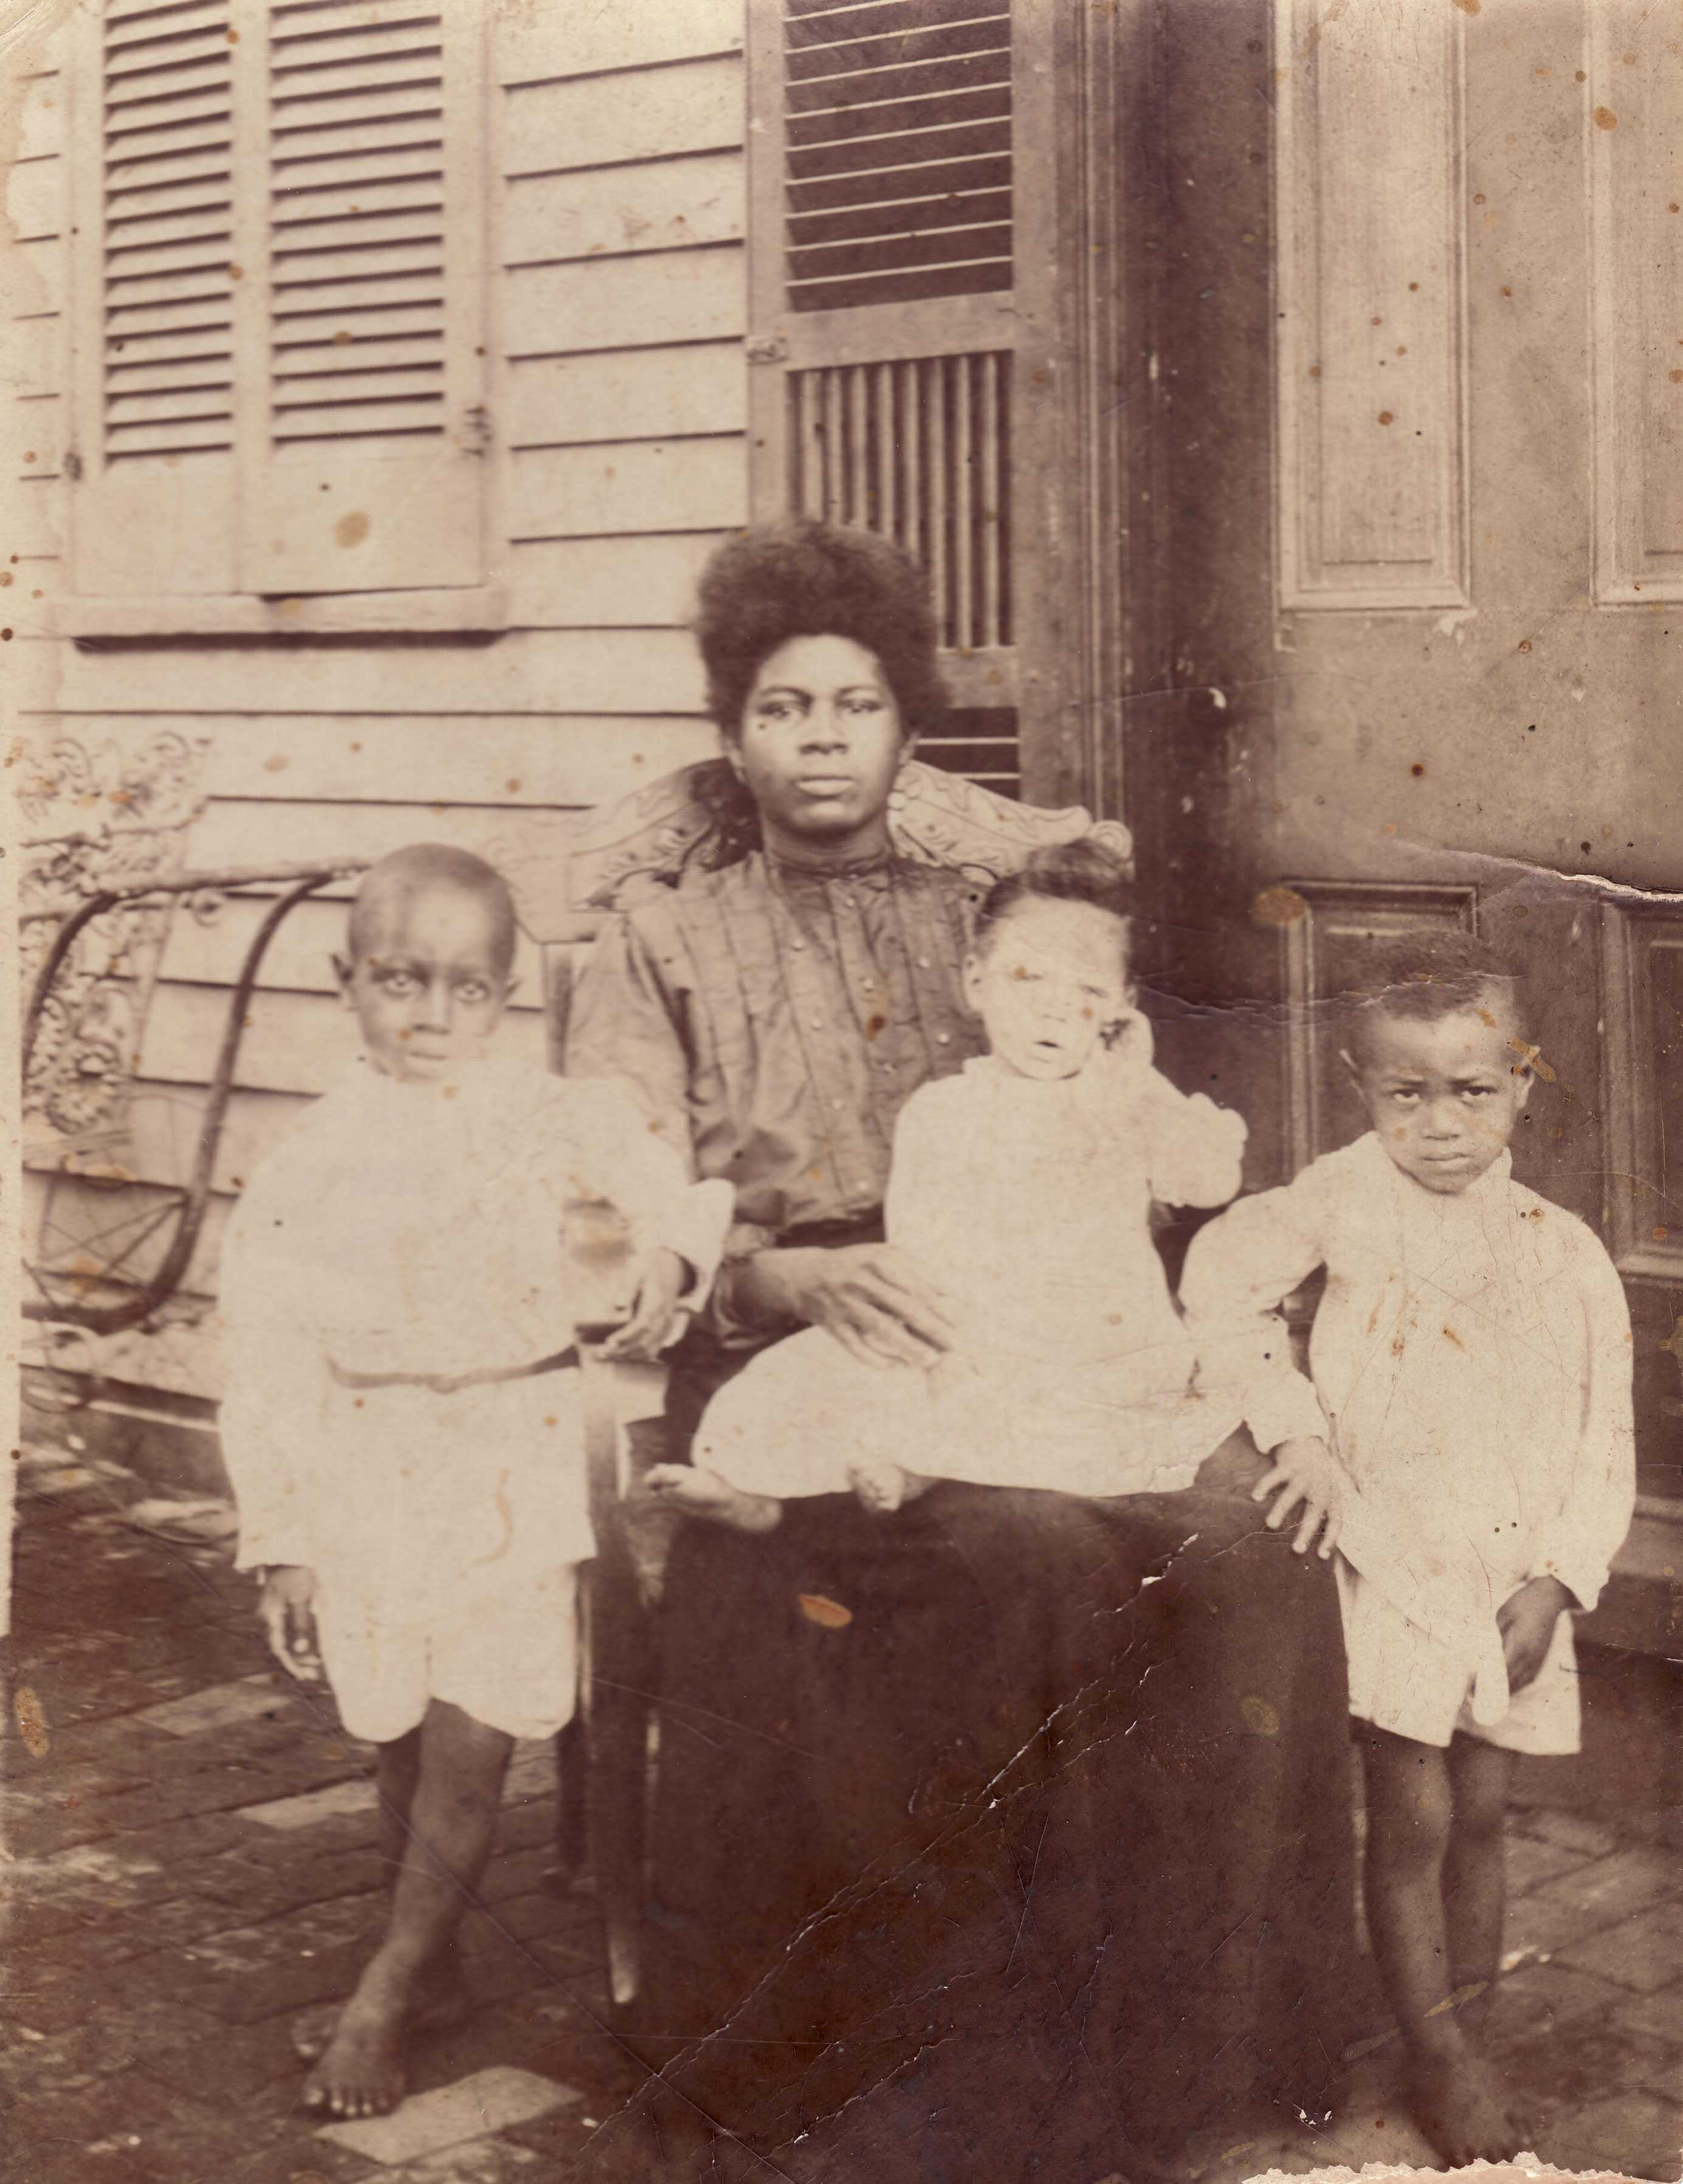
1253,1435 -> 1346,1558
1497,1575 -> 1573,1695
735,1244 -> 957,1368
599,1245 -> 687,1361
258,1565 -> 323,1682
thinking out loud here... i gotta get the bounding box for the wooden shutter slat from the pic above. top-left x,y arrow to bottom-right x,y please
270,78 -> 441,133
107,175 -> 235,222
788,83 -> 1009,145
788,149 -> 1008,212
790,185 -> 1009,249
106,32 -> 232,81
272,22 -> 443,74
272,171 -> 441,217
786,47 -> 1010,115
108,143 -> 237,189
104,65 -> 230,114
103,112 -> 233,160
272,390 -> 441,433
791,259 -> 1009,312
272,246 -> 441,292
270,143 -> 441,190
272,47 -> 445,99
106,255 -> 235,300
105,208 -> 233,253
787,115 -> 1008,185
108,348 -> 235,388
108,0 -> 217,22
786,17 -> 1010,77
106,297 -> 236,338
272,203 -> 443,253
105,86 -> 232,139
269,113 -> 441,162
786,0 -> 1005,32
108,382 -> 236,424
106,415 -> 234,453
268,296 -> 441,342
108,0 -> 229,40
105,239 -> 235,284
270,362 -> 439,402
273,329 -> 441,371
790,218 -> 1009,281
269,0 -> 438,26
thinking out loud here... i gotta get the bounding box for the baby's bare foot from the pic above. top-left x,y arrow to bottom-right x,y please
300,1961 -> 413,2119
1408,2047 -> 1527,2166
848,1457 -> 908,1514
642,1464 -> 782,1532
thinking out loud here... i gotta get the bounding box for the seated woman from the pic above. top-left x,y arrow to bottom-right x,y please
667,838 -> 1250,1517
565,521 -> 1356,2183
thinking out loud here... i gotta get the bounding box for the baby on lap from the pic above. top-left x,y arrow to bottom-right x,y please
646,842 -> 1249,1530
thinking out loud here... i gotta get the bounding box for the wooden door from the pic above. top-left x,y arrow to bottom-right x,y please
1128,0 -> 1682,1538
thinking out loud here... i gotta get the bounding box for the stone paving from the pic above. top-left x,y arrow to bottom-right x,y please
4,1432 -> 1681,2183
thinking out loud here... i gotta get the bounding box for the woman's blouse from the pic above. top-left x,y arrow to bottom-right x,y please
565,850 -> 985,1279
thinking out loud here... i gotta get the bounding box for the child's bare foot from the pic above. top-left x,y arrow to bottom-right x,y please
300,1955 -> 420,2118
291,1957 -> 470,2065
846,1458 -> 934,1515
641,1464 -> 782,1532
1408,2047 -> 1527,2165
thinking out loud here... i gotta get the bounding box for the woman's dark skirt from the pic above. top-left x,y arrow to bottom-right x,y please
601,1380 -> 1357,2182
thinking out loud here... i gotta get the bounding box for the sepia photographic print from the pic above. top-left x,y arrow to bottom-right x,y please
2,1 -> 1680,2180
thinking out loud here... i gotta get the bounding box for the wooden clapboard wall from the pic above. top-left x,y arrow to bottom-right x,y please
4,0 -> 752,1403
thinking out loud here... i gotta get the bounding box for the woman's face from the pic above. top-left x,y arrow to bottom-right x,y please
731,634 -> 910,861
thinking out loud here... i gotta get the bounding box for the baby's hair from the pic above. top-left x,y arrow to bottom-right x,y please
1344,928 -> 1524,1062
346,844 -> 518,977
972,839 -> 1134,960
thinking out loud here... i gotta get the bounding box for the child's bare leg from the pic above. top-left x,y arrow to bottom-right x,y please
1361,1727 -> 1524,2164
1442,1733 -> 1518,2025
304,1700 -> 512,2118
642,1462 -> 782,1532
846,1457 -> 934,1514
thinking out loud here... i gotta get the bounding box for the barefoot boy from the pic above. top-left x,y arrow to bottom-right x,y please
1181,931 -> 1634,2166
218,846 -> 729,2118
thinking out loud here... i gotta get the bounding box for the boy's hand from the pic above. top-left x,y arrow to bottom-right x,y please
258,1565 -> 323,1682
599,1245 -> 687,1362
1497,1574 -> 1574,1695
1254,1435 -> 1346,1558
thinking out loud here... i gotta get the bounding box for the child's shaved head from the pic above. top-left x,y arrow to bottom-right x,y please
348,845 -> 518,978
1344,929 -> 1523,1065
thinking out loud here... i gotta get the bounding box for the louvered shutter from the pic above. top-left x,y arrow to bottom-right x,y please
746,0 -> 1020,746
67,0 -> 243,594
243,0 -> 487,592
66,0 -> 487,607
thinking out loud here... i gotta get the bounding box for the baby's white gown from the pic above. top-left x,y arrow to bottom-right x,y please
696,1046 -> 1248,1501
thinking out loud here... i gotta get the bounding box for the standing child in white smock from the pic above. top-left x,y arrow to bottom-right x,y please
218,847 -> 729,2123
1180,931 -> 1634,2168
647,841 -> 1248,1529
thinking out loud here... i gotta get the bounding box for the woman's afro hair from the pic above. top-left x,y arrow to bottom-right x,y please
695,520 -> 949,739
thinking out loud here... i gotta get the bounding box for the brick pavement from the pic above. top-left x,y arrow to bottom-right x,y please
4,1432 -> 1680,2183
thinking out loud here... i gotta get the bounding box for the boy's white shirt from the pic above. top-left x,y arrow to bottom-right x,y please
216,1056 -> 732,1573
1181,1132 -> 1636,1720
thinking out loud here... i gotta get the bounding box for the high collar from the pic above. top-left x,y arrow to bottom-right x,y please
763,846 -> 898,887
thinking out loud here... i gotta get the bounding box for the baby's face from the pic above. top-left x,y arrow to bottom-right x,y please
964,898 -> 1130,1081
1347,1003 -> 1530,1194
337,884 -> 511,1083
